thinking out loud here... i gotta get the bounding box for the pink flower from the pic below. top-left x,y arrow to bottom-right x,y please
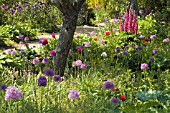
141,63 -> 148,70
150,35 -> 156,39
75,60 -> 82,66
11,50 -> 17,55
84,42 -> 90,47
94,37 -> 98,41
80,64 -> 87,69
32,58 -> 40,65
50,50 -> 56,57
76,35 -> 80,39
163,38 -> 169,43
68,90 -> 80,100
89,31 -> 94,36
42,38 -> 48,45
5,86 -> 22,101
128,10 -> 133,32
119,21 -> 124,32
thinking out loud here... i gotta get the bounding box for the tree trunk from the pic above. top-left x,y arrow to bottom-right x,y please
53,14 -> 78,76
48,0 -> 86,76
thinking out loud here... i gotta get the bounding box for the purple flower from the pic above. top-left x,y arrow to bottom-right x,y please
32,58 -> 40,65
76,35 -> 80,39
80,64 -> 87,69
152,50 -> 158,55
24,37 -> 29,41
110,97 -> 119,105
68,90 -> 80,100
84,42 -> 90,47
5,49 -> 12,54
123,51 -> 128,56
11,50 -> 17,55
50,50 -> 56,57
19,50 -> 26,55
75,60 -> 82,66
10,9 -> 15,15
1,4 -> 5,9
115,47 -> 120,53
149,57 -> 154,62
42,58 -> 49,64
139,35 -> 145,39
0,84 -> 6,92
141,63 -> 149,70
150,35 -> 156,39
112,28 -> 117,33
54,75 -> 61,82
102,80 -> 114,90
163,38 -> 169,43
18,35 -> 24,39
44,68 -> 54,76
5,86 -> 22,101
17,5 -> 23,11
139,10 -> 144,15
137,46 -> 142,50
38,76 -> 47,87
89,31 -> 94,36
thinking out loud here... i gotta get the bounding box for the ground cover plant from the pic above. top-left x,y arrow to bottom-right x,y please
0,1 -> 170,113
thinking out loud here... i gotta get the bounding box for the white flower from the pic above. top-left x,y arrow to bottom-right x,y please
101,52 -> 107,57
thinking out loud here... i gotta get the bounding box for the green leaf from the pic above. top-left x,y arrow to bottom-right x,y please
5,59 -> 13,62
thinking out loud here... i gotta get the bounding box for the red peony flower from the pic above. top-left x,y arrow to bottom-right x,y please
144,38 -> 149,41
52,34 -> 55,38
120,96 -> 126,101
42,38 -> 48,45
77,48 -> 83,53
94,37 -> 98,41
105,31 -> 110,36
112,88 -> 119,92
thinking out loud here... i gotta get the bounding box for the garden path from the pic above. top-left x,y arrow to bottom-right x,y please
16,25 -> 98,50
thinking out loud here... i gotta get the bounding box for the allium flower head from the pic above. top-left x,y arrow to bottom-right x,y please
75,60 -> 82,66
11,50 -> 17,55
141,63 -> 148,70
115,47 -> 120,53
38,76 -> 47,87
123,51 -> 128,56
50,50 -> 56,57
68,90 -> 80,100
42,58 -> 49,64
139,35 -> 145,39
149,57 -> 154,62
102,80 -> 114,90
32,58 -> 40,65
0,84 -> 6,91
80,64 -> 87,69
139,9 -> 144,15
101,52 -> 107,57
110,97 -> 119,105
152,50 -> 158,55
163,38 -> 169,43
150,35 -> 156,39
10,9 -> 15,15
54,75 -> 61,82
18,35 -> 24,39
84,42 -> 90,47
24,37 -> 29,41
44,68 -> 54,76
89,31 -> 94,36
5,86 -> 22,101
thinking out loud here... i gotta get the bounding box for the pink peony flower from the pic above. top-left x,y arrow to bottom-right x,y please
80,64 -> 87,69
75,60 -> 82,66
50,50 -> 56,57
163,38 -> 169,43
141,63 -> 148,70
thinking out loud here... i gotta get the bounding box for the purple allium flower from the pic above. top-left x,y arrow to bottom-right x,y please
112,28 -> 117,33
137,46 -> 142,50
1,4 -> 5,9
84,42 -> 90,47
139,35 -> 145,39
110,97 -> 119,105
123,51 -> 128,56
80,64 -> 87,69
115,47 -> 120,53
32,58 -> 40,65
102,80 -> 114,90
24,37 -> 29,41
150,35 -> 156,39
50,50 -> 56,57
68,90 -> 80,100
18,35 -> 24,39
75,60 -> 82,66
5,49 -> 12,54
89,31 -> 94,36
139,9 -> 144,15
19,50 -> 26,55
10,9 -> 15,15
44,68 -> 54,76
163,38 -> 169,43
152,50 -> 158,55
11,50 -> 16,55
39,40 -> 42,44
104,19 -> 108,23
0,84 -> 6,92
17,5 -> 23,10
38,76 -> 47,87
5,86 -> 22,101
42,58 -> 49,64
141,63 -> 149,70
54,75 -> 61,82
149,57 -> 154,62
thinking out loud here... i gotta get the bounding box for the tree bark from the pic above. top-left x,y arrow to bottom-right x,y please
48,0 -> 85,76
